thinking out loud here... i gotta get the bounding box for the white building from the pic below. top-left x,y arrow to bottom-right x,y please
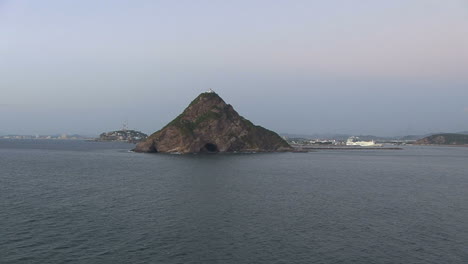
346,136 -> 382,147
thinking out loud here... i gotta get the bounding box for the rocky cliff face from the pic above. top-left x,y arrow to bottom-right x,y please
415,133 -> 468,145
133,92 -> 292,153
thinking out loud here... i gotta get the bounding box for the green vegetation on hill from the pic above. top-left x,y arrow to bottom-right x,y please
99,130 -> 147,142
135,91 -> 291,153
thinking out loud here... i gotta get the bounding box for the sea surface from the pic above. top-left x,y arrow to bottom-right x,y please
1,139 -> 467,264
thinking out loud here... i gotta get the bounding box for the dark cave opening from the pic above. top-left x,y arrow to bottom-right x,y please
202,143 -> 219,153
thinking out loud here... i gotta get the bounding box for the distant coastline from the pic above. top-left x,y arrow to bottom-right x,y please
0,134 -> 93,140
414,133 -> 468,146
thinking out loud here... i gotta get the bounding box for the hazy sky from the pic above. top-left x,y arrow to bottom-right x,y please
1,0 -> 468,136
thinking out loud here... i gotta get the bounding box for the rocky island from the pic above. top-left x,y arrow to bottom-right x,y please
415,133 -> 468,145
98,130 -> 147,143
133,91 -> 292,153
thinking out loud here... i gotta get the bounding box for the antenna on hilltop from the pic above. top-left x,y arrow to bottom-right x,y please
122,120 -> 128,131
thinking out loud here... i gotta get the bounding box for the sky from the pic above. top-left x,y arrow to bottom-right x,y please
1,0 -> 468,136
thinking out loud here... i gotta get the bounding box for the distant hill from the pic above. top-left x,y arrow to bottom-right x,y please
415,133 -> 468,145
98,130 -> 147,143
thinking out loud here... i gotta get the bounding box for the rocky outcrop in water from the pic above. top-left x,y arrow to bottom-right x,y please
133,92 -> 292,153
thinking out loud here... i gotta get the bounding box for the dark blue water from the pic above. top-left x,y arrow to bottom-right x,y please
1,140 -> 467,263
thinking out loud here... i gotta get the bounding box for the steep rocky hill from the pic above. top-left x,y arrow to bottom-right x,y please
133,92 -> 292,153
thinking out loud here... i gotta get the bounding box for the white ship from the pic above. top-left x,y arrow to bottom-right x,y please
346,136 -> 382,147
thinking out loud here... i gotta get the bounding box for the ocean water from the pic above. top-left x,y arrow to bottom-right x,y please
1,140 -> 467,264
